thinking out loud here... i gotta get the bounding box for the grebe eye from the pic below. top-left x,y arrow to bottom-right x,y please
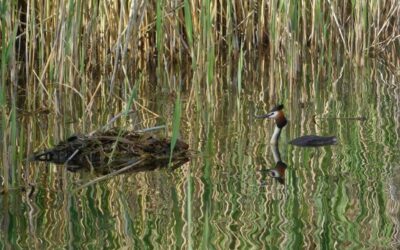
268,111 -> 278,118
269,170 -> 280,177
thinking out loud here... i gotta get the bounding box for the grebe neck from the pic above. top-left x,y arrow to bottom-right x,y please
271,144 -> 281,163
270,126 -> 282,145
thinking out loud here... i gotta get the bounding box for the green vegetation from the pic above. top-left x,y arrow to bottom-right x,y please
0,0 -> 399,249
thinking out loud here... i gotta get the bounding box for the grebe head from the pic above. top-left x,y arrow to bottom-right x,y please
256,104 -> 287,128
267,161 -> 287,184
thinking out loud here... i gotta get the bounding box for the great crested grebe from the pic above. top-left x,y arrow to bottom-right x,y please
256,104 -> 337,147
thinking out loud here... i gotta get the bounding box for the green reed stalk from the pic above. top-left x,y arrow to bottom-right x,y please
183,0 -> 193,50
126,85 -> 138,114
169,91 -> 182,165
10,84 -> 17,184
202,0 -> 214,102
237,45 -> 244,98
79,46 -> 87,128
0,3 -> 8,190
206,46 -> 215,87
313,0 -> 322,48
226,0 -> 233,56
269,0 -> 277,48
290,0 -> 299,35
1,9 -> 18,189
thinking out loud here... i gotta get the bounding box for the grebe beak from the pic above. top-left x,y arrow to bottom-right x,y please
255,110 -> 280,119
255,104 -> 284,119
255,112 -> 273,119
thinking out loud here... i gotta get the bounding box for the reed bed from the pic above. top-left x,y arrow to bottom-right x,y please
0,1 -> 399,248
0,0 -> 399,188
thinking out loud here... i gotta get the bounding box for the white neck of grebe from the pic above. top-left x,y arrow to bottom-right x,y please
270,126 -> 282,145
271,144 -> 281,163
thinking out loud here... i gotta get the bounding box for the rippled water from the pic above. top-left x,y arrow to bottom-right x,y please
1,57 -> 399,249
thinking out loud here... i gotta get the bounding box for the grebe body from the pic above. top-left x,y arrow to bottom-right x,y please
257,104 -> 337,147
289,135 -> 337,147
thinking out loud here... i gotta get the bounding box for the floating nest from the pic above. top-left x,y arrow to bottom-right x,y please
31,128 -> 190,174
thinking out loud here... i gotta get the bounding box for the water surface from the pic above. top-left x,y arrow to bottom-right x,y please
1,56 -> 399,249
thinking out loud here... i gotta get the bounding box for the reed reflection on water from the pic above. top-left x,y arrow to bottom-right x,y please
0,51 -> 399,249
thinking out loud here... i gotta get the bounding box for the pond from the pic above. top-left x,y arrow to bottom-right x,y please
1,54 -> 399,249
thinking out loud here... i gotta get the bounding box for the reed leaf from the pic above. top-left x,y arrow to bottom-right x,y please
169,91 -> 182,165
183,0 -> 193,49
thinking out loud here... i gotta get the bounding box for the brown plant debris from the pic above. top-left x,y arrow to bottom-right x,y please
31,128 -> 190,174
